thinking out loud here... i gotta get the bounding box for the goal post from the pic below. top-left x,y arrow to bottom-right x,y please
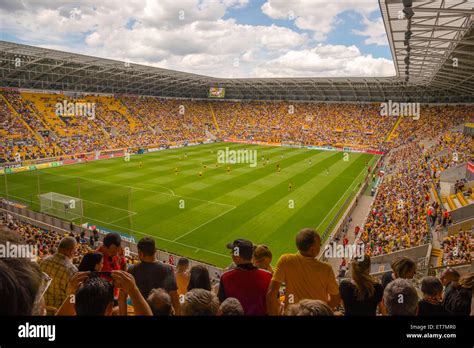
39,192 -> 83,220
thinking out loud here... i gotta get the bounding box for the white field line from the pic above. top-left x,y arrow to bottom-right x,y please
98,219 -> 231,259
35,171 -> 236,209
133,183 -> 175,195
3,192 -> 138,215
316,160 -> 371,231
172,205 -> 236,242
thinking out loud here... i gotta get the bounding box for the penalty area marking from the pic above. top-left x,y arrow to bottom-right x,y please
37,171 -> 236,209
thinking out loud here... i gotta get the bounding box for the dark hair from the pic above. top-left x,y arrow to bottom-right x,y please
420,276 -> 443,297
137,237 -> 156,257
177,257 -> 190,267
75,277 -> 114,316
0,227 -> 43,315
78,252 -> 103,272
295,228 -> 320,252
0,259 -> 43,315
188,265 -> 211,291
147,288 -> 172,316
103,233 -> 121,248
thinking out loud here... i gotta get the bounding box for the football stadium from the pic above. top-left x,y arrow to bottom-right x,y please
0,0 -> 473,343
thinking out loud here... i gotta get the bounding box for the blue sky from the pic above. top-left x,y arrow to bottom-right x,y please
0,0 -> 395,78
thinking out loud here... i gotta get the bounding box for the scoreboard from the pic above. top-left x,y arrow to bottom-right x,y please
208,87 -> 225,98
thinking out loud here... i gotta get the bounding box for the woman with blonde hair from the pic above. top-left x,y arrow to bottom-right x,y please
339,255 -> 384,315
252,244 -> 273,273
381,256 -> 417,289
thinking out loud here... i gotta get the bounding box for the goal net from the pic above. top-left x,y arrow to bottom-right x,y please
39,192 -> 83,220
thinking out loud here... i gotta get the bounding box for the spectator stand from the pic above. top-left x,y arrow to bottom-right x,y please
0,200 -> 224,279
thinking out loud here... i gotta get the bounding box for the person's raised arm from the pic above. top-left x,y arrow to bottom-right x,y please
112,270 -> 152,316
118,288 -> 128,316
56,272 -> 89,316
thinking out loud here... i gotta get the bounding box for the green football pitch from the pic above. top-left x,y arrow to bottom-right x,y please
0,143 -> 377,268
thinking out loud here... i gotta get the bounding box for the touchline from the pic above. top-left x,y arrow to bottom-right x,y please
18,323 -> 56,342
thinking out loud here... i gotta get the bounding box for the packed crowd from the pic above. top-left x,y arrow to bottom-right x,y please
1,220 -> 473,317
360,106 -> 473,257
3,91 -> 472,163
362,142 -> 432,255
441,229 -> 472,266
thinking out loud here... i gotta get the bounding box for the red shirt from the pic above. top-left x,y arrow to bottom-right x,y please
218,264 -> 272,315
97,246 -> 127,273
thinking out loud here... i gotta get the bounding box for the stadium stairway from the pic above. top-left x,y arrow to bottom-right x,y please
208,103 -> 220,132
385,115 -> 403,141
430,248 -> 444,267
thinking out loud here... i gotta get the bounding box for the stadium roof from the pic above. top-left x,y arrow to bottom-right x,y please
0,0 -> 473,103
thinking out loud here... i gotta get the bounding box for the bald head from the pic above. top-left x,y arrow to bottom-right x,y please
58,236 -> 76,258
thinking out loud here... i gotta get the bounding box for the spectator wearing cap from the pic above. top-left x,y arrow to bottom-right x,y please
253,244 -> 273,273
266,228 -> 340,315
40,236 -> 78,309
217,239 -> 272,315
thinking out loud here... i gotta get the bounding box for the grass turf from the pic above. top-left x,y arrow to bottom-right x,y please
0,142 -> 377,268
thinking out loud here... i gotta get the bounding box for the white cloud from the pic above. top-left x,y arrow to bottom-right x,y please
261,0 -> 380,41
253,44 -> 395,77
353,16 -> 388,45
0,0 -> 393,78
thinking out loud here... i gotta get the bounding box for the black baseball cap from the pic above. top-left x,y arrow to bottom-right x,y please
226,239 -> 254,260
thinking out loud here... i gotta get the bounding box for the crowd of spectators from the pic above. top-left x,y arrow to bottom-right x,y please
441,229 -> 472,266
1,218 -> 472,316
3,92 -> 471,163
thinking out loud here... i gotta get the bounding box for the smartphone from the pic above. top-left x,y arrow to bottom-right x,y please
89,271 -> 112,278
